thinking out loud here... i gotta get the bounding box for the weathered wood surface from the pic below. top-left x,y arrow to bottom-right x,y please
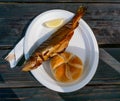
0,48 -> 120,100
0,3 -> 120,47
0,1 -> 120,100
0,85 -> 120,101
0,0 -> 120,3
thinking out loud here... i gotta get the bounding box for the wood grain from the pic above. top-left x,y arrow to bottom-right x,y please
0,3 -> 120,46
100,48 -> 120,73
0,0 -> 120,3
0,85 -> 120,101
0,1 -> 120,100
0,48 -> 120,88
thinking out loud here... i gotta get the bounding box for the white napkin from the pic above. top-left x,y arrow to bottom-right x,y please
5,38 -> 24,68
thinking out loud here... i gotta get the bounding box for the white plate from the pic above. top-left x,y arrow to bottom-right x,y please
24,9 -> 99,93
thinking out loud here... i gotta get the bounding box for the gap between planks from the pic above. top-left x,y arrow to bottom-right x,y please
0,2 -> 120,5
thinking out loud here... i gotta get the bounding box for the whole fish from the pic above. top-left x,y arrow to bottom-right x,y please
22,6 -> 87,71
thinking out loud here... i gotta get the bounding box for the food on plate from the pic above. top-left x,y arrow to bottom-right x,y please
50,51 -> 83,83
22,6 -> 87,71
44,18 -> 64,28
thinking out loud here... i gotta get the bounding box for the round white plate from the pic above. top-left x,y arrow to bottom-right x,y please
24,9 -> 99,93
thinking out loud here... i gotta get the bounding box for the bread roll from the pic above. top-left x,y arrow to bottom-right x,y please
50,52 -> 83,83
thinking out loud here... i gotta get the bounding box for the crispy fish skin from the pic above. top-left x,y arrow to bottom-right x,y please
22,6 -> 87,71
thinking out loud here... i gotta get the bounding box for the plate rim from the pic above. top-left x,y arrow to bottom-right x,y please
24,9 -> 99,92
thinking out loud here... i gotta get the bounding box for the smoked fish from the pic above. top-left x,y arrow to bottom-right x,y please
22,6 -> 87,71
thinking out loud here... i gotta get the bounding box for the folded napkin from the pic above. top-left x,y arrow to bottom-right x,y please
5,38 -> 24,68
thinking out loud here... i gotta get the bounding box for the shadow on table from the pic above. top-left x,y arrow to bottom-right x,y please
0,89 -> 20,101
58,90 -> 83,101
57,86 -> 94,101
0,75 -> 20,101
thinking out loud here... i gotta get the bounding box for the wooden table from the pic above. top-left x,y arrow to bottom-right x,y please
0,0 -> 120,101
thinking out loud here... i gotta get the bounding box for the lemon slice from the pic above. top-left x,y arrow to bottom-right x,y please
44,18 -> 64,28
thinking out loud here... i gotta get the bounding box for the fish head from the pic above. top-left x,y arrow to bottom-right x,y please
22,56 -> 42,71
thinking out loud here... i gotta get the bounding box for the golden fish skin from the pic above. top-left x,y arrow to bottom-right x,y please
22,6 -> 87,71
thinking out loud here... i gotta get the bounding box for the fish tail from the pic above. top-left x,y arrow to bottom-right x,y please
72,6 -> 87,28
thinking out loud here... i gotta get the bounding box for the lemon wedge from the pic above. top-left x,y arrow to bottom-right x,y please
44,18 -> 64,28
